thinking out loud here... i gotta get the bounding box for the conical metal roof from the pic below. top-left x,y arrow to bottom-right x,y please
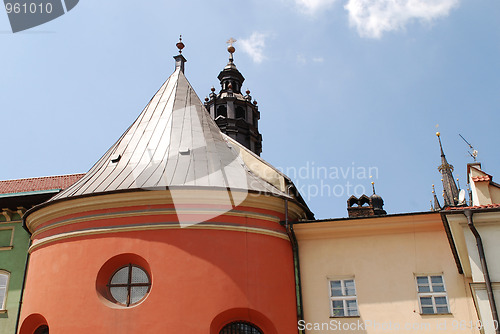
51,67 -> 290,201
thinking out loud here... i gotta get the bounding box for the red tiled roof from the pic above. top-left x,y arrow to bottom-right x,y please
0,174 -> 85,195
472,175 -> 491,182
446,203 -> 500,210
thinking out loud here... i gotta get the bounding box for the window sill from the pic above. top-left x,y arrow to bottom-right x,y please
0,246 -> 13,251
0,310 -> 7,314
330,316 -> 361,319
420,313 -> 452,316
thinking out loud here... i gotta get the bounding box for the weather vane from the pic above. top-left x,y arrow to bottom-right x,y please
459,134 -> 478,162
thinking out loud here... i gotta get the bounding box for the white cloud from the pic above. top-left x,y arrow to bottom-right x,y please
313,57 -> 325,63
239,32 -> 268,64
295,0 -> 338,15
344,0 -> 459,38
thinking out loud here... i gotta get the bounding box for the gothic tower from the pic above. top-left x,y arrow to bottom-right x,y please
205,39 -> 263,156
436,132 -> 459,207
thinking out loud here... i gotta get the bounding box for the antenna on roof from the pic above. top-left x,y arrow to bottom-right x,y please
459,134 -> 478,162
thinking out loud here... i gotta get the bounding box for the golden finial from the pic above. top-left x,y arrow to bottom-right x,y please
227,37 -> 236,54
176,35 -> 185,54
436,132 -> 440,137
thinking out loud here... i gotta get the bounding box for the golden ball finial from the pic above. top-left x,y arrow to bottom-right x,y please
371,181 -> 374,185
436,132 -> 441,137
226,37 -> 237,55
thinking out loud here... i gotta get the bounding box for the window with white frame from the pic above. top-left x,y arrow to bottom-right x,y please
329,279 -> 359,317
0,271 -> 9,310
416,275 -> 449,314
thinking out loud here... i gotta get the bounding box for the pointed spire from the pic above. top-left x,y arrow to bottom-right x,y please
432,184 -> 441,211
436,132 -> 459,207
173,35 -> 187,73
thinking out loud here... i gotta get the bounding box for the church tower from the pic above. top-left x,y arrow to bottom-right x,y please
436,132 -> 459,207
18,40 -> 312,334
205,39 -> 263,156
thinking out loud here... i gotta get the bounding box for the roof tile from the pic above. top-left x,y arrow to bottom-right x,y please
472,175 -> 491,182
0,174 -> 85,195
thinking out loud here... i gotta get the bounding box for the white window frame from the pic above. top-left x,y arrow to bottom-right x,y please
415,274 -> 450,314
328,278 -> 359,317
0,271 -> 10,311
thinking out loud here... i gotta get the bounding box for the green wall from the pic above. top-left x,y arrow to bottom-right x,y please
0,219 -> 30,334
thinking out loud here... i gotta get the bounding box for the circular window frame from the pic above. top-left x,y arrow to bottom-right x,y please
107,263 -> 151,307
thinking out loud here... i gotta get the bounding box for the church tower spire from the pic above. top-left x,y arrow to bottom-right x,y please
205,38 -> 263,156
436,132 -> 459,207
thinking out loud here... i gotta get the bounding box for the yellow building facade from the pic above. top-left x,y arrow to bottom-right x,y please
294,212 -> 480,334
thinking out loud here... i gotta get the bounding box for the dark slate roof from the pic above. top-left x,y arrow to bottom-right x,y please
0,174 -> 85,195
50,67 -> 292,201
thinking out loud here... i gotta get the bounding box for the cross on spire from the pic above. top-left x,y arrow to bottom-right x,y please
226,37 -> 237,47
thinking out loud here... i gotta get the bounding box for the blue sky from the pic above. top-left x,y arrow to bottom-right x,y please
1,0 -> 499,219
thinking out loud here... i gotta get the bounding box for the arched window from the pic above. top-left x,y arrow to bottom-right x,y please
33,325 -> 49,334
220,321 -> 263,334
0,271 -> 9,310
217,105 -> 227,118
107,264 -> 151,307
235,106 -> 246,120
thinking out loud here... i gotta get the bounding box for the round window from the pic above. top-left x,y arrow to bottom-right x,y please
107,264 -> 151,307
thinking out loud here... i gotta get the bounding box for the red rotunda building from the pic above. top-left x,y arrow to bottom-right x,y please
18,42 -> 312,333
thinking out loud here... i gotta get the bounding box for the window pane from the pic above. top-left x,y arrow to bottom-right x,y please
110,286 -> 128,305
0,274 -> 8,287
431,276 -> 443,284
346,299 -> 358,316
416,276 -> 429,285
418,285 -> 431,293
130,286 -> 149,304
344,280 -> 356,296
420,297 -> 432,306
436,306 -> 449,313
435,296 -> 447,305
332,300 -> 344,317
110,267 -> 129,285
0,287 -> 6,308
422,306 -> 434,314
432,285 -> 445,292
330,281 -> 342,296
131,266 -> 149,284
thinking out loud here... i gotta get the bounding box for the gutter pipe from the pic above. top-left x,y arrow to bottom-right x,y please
464,209 -> 500,333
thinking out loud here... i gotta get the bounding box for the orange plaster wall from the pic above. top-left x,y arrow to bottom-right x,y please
19,228 -> 297,333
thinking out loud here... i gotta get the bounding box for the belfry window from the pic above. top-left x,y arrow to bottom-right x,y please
219,321 -> 263,334
217,105 -> 227,118
107,264 -> 151,307
235,106 -> 246,120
